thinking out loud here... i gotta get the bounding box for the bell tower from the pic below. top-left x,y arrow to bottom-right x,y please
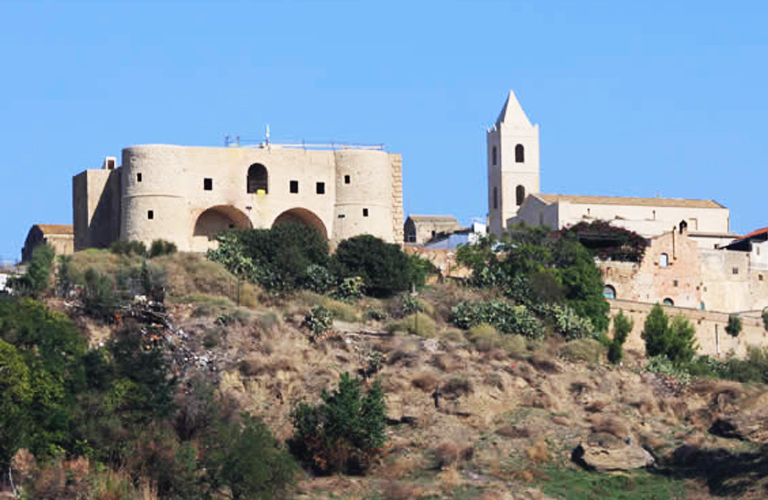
487,90 -> 540,235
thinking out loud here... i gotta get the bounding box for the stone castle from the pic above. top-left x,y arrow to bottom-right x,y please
72,143 -> 404,252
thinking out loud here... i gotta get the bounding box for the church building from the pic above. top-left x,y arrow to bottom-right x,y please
487,91 -> 736,248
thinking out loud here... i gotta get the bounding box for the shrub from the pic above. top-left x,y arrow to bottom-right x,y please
559,338 -> 605,364
324,299 -> 360,322
407,253 -> 439,289
441,376 -> 472,397
646,355 -> 692,384
208,223 -> 329,292
401,294 -> 426,315
303,264 -> 336,294
725,314 -> 742,337
364,307 -> 387,322
763,309 -> 768,331
608,311 -> 634,364
540,303 -> 593,340
0,339 -> 31,469
109,240 -> 147,257
304,306 -> 333,340
642,305 -> 697,364
451,300 -> 544,339
83,268 -> 120,321
55,255 -> 76,297
332,235 -> 411,297
332,276 -> 365,302
148,239 -> 177,258
386,313 -> 437,338
467,323 -> 500,352
499,334 -> 528,357
290,372 -> 387,474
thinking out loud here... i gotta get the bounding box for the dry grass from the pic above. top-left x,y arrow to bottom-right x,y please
590,414 -> 630,439
386,313 -> 437,338
466,323 -> 501,352
559,338 -> 605,364
412,371 -> 439,392
524,440 -> 550,463
499,334 -> 528,358
441,375 -> 473,397
433,441 -> 459,469
495,425 -> 531,439
381,481 -> 422,500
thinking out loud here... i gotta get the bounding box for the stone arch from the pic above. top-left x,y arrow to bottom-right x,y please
272,208 -> 328,239
247,163 -> 268,194
192,205 -> 252,250
663,298 -> 674,306
603,285 -> 616,299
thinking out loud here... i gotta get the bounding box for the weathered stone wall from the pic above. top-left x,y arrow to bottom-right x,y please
390,154 -> 404,244
610,299 -> 768,359
72,168 -> 121,250
404,246 -> 471,281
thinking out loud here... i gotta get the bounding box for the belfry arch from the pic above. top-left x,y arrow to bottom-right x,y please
192,205 -> 252,251
272,208 -> 328,239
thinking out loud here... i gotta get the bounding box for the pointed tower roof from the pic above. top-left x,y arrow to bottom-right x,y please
496,90 -> 533,129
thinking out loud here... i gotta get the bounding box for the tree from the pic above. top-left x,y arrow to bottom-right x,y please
641,304 -> 697,364
0,339 -> 31,469
726,314 -> 742,337
332,235 -> 411,297
9,244 -> 55,297
291,373 -> 387,474
608,311 -> 634,364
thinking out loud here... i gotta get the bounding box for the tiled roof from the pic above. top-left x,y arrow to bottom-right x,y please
733,226 -> 768,242
35,224 -> 74,235
537,194 -> 725,209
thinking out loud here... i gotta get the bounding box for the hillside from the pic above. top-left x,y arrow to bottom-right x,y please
3,242 -> 768,500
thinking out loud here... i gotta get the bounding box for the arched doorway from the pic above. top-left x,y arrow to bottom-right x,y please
247,163 -> 268,194
192,205 -> 252,252
272,208 -> 328,239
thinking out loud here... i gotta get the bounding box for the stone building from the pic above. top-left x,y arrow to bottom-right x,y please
73,143 -> 404,252
21,224 -> 74,262
404,215 -> 462,244
487,91 -> 733,245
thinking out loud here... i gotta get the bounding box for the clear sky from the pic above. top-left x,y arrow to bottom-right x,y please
1,0 -> 767,261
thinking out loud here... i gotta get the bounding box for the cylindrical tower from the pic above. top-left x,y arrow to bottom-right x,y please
121,145 -> 191,250
333,150 -> 394,242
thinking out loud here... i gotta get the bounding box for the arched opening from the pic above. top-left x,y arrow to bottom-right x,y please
493,187 -> 498,210
247,163 -> 268,194
492,146 -> 497,166
516,185 -> 526,206
663,298 -> 674,306
272,208 -> 328,239
192,205 -> 252,252
679,220 -> 688,234
515,144 -> 525,163
603,285 -> 616,299
659,253 -> 669,268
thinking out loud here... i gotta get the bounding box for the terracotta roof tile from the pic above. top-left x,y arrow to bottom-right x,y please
35,224 -> 74,235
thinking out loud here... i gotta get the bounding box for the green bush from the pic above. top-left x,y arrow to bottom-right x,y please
540,303 -> 594,340
386,313 -> 437,338
725,314 -> 742,337
401,294 -> 426,315
560,338 -> 605,364
763,309 -> 768,331
303,264 -> 336,294
109,240 -> 147,257
407,253 -> 439,289
332,276 -> 364,302
83,268 -> 121,321
9,244 -> 55,297
148,239 -> 177,258
608,311 -> 634,364
641,304 -> 697,364
364,306 -> 387,322
646,355 -> 692,384
0,338 -> 31,468
208,223 -> 329,292
451,300 -> 544,339
304,305 -> 333,340
332,235 -> 412,297
290,372 -> 387,474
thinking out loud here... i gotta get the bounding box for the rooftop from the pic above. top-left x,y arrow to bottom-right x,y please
35,224 -> 74,235
537,194 -> 725,210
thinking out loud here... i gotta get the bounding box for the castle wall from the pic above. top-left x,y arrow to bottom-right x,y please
108,144 -> 399,252
72,168 -> 121,250
610,299 -> 768,359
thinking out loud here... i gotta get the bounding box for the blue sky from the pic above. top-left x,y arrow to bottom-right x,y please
1,0 -> 767,260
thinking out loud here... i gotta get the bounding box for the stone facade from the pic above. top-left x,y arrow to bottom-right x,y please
404,215 -> 462,244
73,144 -> 404,252
21,224 -> 74,262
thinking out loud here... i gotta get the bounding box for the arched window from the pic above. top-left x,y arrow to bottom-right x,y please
515,144 -> 525,163
659,253 -> 669,268
516,185 -> 526,206
679,220 -> 688,234
493,186 -> 498,210
603,285 -> 616,299
247,164 -> 268,194
663,298 -> 674,306
492,146 -> 497,166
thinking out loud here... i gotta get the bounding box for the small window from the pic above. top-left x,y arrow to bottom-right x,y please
316,182 -> 325,194
663,298 -> 674,306
659,253 -> 669,267
515,144 -> 524,163
106,158 -> 116,170
204,178 -> 213,191
516,185 -> 525,206
147,210 -> 154,220
363,208 -> 369,217
674,280 -> 679,287
344,175 -> 351,184
760,274 -> 764,281
492,146 -> 497,166
290,180 -> 299,193
603,285 -> 616,299
733,267 -> 739,275
493,186 -> 498,210
137,173 -> 142,182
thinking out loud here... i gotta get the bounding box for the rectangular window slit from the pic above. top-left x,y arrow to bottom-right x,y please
137,173 -> 142,182
204,178 -> 213,190
290,180 -> 299,193
363,208 -> 369,217
316,182 -> 325,194
344,175 -> 351,184
147,210 -> 154,220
